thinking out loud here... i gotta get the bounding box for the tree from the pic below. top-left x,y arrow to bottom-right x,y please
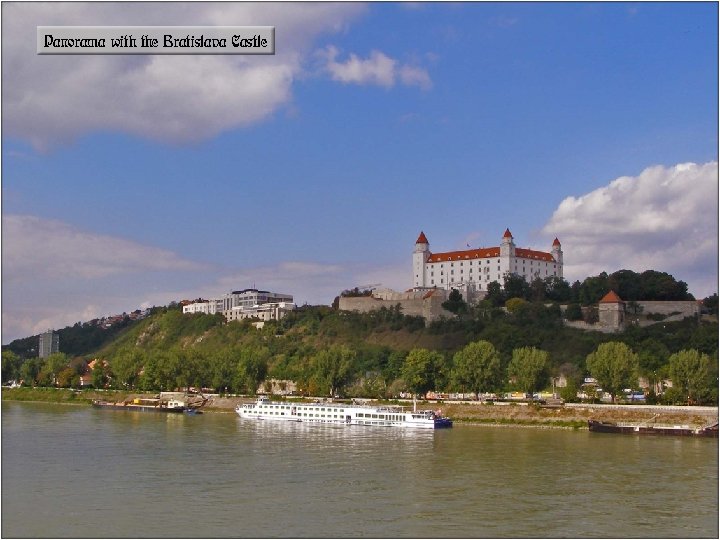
508,347 -> 549,398
2,350 -> 22,383
56,366 -> 79,388
451,340 -> 502,398
702,293 -> 718,315
91,361 -> 109,389
505,297 -> 528,314
19,358 -> 42,387
586,342 -> 639,402
545,276 -> 572,303
237,346 -> 271,395
564,303 -> 583,321
111,351 -> 145,389
504,273 -> 531,301
401,348 -> 443,398
530,277 -> 547,303
309,345 -> 354,397
40,353 -> 69,386
486,281 -> 505,307
442,288 -> 468,315
668,349 -> 713,405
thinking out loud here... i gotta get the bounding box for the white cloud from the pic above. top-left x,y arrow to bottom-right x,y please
1,214 -> 412,341
320,45 -> 432,89
542,161 -> 718,297
2,215 -> 207,282
2,2 -> 365,148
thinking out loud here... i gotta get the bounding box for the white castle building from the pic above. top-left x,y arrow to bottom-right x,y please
412,229 -> 563,298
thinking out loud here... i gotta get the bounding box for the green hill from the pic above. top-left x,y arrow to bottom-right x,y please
4,299 -> 716,404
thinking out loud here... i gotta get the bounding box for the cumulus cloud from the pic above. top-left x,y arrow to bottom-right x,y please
542,161 -> 718,297
2,214 -> 207,282
2,2 -> 365,148
1,214 -> 217,340
1,214 -> 411,340
319,45 -> 432,89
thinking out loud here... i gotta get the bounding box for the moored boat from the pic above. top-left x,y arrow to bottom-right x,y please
92,392 -> 208,414
236,397 -> 453,429
588,419 -> 718,437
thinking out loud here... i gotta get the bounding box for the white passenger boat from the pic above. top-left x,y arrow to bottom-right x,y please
236,397 -> 453,429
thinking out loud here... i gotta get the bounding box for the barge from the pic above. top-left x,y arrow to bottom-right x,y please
588,419 -> 718,437
92,392 -> 208,414
237,397 -> 452,429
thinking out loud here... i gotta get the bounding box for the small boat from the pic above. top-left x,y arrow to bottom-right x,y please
92,392 -> 208,414
588,419 -> 718,437
236,397 -> 453,429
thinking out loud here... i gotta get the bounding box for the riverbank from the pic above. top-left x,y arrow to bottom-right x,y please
4,387 -> 717,429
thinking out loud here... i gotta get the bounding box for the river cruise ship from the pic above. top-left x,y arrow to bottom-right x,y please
236,397 -> 452,429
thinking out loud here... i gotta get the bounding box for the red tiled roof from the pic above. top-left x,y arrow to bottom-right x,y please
553,237 -> 561,247
416,231 -> 429,244
427,246 -> 555,263
515,248 -> 555,262
427,247 -> 501,262
503,228 -> 513,238
599,290 -> 623,303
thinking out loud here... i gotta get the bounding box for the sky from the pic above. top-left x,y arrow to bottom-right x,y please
2,1 -> 718,343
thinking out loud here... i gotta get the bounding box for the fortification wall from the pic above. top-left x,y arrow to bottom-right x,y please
635,301 -> 700,318
338,292 -> 454,322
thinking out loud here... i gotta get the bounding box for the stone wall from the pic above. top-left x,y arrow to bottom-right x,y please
635,301 -> 701,318
338,289 -> 454,321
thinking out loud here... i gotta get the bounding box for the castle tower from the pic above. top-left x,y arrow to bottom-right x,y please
551,238 -> 563,277
598,290 -> 625,330
413,231 -> 431,288
500,228 -> 515,257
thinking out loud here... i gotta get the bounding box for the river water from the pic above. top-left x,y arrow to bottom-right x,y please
2,402 -> 717,538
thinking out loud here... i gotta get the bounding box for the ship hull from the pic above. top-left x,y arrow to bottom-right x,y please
588,419 -> 718,437
92,400 -> 194,414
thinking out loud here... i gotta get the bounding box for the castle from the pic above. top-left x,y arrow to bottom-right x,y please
412,229 -> 563,299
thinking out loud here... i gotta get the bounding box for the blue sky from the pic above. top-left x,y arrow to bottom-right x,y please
2,2 -> 718,342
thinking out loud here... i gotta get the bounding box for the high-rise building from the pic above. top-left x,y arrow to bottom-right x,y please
38,330 -> 59,358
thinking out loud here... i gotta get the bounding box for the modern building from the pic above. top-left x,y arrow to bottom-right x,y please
38,330 -> 59,358
412,229 -> 563,298
226,302 -> 297,323
183,288 -> 294,322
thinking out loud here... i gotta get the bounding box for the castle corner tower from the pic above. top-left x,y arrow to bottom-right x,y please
413,231 -> 431,288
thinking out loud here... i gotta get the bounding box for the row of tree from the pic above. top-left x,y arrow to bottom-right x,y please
4,336 -> 715,405
473,269 -> 696,308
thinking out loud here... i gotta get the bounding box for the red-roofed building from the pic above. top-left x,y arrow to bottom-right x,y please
412,228 -> 563,298
598,290 -> 626,328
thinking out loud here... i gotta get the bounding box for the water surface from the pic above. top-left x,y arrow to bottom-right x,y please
2,402 -> 717,538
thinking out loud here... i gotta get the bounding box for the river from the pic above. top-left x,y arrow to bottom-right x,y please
2,402 -> 717,538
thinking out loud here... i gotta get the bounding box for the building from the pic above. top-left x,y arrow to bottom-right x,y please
226,302 -> 297,323
183,288 -> 294,322
412,229 -> 563,298
598,290 -> 626,329
38,330 -> 59,358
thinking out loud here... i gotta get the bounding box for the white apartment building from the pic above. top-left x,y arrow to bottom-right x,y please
413,229 -> 563,297
183,288 -> 294,322
182,300 -> 220,315
226,302 -> 297,322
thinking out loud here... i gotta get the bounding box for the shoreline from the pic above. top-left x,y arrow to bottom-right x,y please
3,387 -> 718,430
